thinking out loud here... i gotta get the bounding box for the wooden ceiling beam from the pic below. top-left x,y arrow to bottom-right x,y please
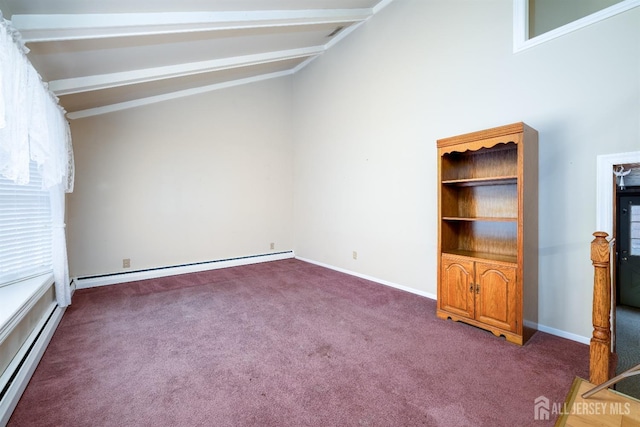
11,9 -> 373,43
48,46 -> 325,95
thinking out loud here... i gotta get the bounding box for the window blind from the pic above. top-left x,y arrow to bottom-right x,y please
0,161 -> 52,287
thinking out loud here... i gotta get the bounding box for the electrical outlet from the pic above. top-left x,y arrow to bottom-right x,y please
123,258 -> 131,268
270,242 -> 275,250
352,251 -> 358,260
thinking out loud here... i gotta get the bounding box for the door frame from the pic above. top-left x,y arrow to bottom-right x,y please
597,151 -> 640,234
597,151 -> 640,354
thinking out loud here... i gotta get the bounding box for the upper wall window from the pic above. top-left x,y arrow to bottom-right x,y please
529,0 -> 623,38
514,0 -> 640,52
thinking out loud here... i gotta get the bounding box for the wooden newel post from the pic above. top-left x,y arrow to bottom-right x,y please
590,231 -> 611,385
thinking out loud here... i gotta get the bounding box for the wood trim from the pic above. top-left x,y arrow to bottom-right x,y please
436,309 -> 524,345
436,122 -> 527,148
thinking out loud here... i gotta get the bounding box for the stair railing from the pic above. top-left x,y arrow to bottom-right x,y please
589,231 -> 614,385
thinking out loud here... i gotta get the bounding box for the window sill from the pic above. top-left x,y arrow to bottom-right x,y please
0,274 -> 55,343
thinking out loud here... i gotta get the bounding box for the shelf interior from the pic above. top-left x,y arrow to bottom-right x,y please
441,142 -> 517,181
441,183 -> 517,219
439,139 -> 520,264
440,220 -> 517,259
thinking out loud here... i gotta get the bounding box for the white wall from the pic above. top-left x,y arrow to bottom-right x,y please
66,0 -> 639,341
292,0 -> 640,340
67,78 -> 294,278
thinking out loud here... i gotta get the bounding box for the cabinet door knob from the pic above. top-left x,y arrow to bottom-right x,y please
476,284 -> 480,294
469,283 -> 474,293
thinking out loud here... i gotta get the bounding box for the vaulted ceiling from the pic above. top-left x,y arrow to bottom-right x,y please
0,0 -> 394,119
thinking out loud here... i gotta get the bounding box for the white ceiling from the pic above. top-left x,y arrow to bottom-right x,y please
0,0 -> 394,119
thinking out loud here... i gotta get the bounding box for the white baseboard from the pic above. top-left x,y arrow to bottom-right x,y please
295,256 -> 437,300
0,304 -> 65,427
534,323 -> 590,345
522,319 -> 591,344
74,251 -> 295,290
295,257 -> 591,345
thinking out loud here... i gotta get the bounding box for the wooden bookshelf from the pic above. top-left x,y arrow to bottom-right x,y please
436,122 -> 538,345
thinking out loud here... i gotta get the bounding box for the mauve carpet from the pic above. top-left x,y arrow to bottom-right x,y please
9,259 -> 589,426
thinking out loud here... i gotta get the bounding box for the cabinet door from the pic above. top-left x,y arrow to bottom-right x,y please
440,256 -> 475,319
475,263 -> 517,332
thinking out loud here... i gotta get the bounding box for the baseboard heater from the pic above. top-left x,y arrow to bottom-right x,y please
75,251 -> 295,290
0,304 -> 64,427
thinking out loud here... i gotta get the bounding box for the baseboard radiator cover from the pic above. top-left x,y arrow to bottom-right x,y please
0,303 -> 64,427
74,251 -> 295,290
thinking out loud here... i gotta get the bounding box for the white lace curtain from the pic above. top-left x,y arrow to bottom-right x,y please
0,12 -> 75,307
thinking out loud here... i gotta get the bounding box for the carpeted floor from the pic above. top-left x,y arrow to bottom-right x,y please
9,259 -> 589,426
615,305 -> 640,399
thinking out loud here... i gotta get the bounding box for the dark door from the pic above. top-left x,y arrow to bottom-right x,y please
619,196 -> 640,308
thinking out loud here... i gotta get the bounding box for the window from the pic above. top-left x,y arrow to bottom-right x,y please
0,160 -> 52,287
513,0 -> 640,52
631,205 -> 640,256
